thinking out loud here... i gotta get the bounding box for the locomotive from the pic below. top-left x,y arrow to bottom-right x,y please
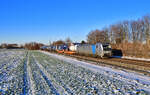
76,43 -> 112,58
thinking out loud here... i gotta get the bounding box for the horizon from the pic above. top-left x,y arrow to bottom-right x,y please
0,0 -> 150,44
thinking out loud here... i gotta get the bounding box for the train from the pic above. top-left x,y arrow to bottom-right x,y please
41,43 -> 112,58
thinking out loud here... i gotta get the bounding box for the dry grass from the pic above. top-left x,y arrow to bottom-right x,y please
111,42 -> 150,58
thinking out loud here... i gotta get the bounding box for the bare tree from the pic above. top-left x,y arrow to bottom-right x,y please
110,23 -> 124,44
24,42 -> 44,50
65,37 -> 72,46
87,29 -> 109,44
122,21 -> 130,42
131,21 -> 139,43
52,40 -> 65,45
143,15 -> 150,45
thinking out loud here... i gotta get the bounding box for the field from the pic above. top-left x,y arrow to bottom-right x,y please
0,49 -> 150,95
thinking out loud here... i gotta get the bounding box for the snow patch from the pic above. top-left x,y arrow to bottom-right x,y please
112,56 -> 150,62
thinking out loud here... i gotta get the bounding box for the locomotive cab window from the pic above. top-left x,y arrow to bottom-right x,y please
103,44 -> 111,51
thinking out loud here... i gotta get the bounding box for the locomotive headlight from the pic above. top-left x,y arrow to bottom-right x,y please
108,45 -> 111,48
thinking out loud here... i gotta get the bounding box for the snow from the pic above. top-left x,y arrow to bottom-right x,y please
1,49 -> 150,94
32,55 -> 67,95
40,51 -> 150,93
112,56 -> 150,62
0,50 -> 27,94
27,55 -> 36,95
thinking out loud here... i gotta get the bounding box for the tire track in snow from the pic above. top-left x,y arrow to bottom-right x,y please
27,53 -> 36,95
22,54 -> 29,95
32,55 -> 60,95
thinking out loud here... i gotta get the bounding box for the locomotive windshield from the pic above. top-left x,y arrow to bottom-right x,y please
103,44 -> 111,51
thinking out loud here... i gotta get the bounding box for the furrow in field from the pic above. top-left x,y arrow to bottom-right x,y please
26,53 -> 36,95
22,52 -> 30,95
33,55 -> 71,95
32,53 -> 74,95
28,54 -> 56,95
32,54 -> 60,95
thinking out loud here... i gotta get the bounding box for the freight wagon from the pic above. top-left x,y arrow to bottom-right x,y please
40,46 -> 51,50
56,44 -> 68,51
76,43 -> 112,58
69,43 -> 81,51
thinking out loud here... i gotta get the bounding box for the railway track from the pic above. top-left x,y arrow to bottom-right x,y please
108,57 -> 150,67
48,51 -> 150,76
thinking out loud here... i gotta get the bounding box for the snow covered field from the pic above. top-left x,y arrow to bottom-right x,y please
0,50 -> 150,95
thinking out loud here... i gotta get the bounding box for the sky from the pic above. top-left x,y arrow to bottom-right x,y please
0,0 -> 150,44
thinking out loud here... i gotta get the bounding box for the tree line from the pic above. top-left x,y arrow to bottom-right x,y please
87,14 -> 150,57
87,15 -> 150,45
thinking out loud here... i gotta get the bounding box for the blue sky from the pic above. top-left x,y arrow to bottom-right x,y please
0,0 -> 150,44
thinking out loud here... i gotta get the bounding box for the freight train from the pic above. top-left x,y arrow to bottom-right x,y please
41,43 -> 112,58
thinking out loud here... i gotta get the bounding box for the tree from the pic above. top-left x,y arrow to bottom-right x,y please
122,21 -> 130,42
87,29 -> 109,44
131,20 -> 141,43
1,43 -> 7,48
52,40 -> 65,45
110,23 -> 127,44
65,37 -> 72,46
81,40 -> 86,44
143,15 -> 150,45
24,42 -> 44,50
